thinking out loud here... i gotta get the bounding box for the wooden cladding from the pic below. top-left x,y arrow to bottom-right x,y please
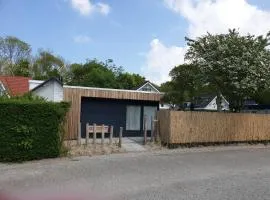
64,86 -> 162,101
157,110 -> 270,145
64,86 -> 162,139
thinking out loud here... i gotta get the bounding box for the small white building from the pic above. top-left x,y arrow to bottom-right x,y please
193,95 -> 230,111
135,81 -> 169,109
29,77 -> 63,102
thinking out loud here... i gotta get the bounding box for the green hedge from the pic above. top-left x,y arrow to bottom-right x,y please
0,99 -> 70,162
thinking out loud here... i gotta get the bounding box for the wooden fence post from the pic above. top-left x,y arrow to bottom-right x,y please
143,115 -> 147,145
101,124 -> 105,145
77,121 -> 81,145
110,126 -> 113,145
93,123 -> 96,145
151,116 -> 154,142
85,123 -> 89,146
119,127 -> 123,148
156,119 -> 160,143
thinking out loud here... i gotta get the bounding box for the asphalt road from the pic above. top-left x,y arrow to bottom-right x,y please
1,146 -> 270,200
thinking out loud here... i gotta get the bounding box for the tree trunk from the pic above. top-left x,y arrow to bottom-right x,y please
216,92 -> 222,112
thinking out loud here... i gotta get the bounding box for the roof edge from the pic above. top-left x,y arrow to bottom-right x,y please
64,85 -> 164,94
31,77 -> 63,92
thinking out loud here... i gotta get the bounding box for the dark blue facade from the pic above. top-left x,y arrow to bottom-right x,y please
80,97 -> 159,137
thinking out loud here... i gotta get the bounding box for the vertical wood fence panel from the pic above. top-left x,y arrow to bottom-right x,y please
157,110 -> 270,144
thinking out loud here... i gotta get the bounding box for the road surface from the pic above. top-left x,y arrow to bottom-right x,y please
1,146 -> 270,200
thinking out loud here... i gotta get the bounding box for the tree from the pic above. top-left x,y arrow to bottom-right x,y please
170,64 -> 203,101
13,60 -> 31,77
185,29 -> 270,111
32,50 -> 66,80
67,60 -> 118,88
67,59 -> 146,89
0,36 -> 31,75
161,64 -> 209,109
116,72 -> 145,89
253,89 -> 270,105
160,81 -> 181,109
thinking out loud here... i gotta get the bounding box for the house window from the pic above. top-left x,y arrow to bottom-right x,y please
143,106 -> 157,130
126,106 -> 141,130
141,85 -> 152,92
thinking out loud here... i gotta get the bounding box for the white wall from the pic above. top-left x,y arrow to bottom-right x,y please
32,81 -> 55,101
204,96 -> 229,111
159,103 -> 171,110
53,81 -> 63,102
31,80 -> 63,102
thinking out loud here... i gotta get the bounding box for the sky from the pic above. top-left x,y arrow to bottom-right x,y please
1,0 -> 270,84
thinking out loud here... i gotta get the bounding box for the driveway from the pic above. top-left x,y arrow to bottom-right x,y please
1,146 -> 270,200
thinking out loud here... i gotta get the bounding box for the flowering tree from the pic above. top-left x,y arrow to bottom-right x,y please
185,29 -> 270,111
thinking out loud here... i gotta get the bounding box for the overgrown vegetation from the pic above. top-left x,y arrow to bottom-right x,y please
0,96 -> 70,162
162,29 -> 270,111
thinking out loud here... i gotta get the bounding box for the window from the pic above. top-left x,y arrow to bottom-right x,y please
143,106 -> 157,130
141,85 -> 152,92
126,106 -> 141,130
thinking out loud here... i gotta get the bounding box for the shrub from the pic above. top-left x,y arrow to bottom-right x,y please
0,97 -> 70,162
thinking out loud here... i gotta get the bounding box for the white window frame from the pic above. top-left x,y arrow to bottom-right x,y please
143,106 -> 157,130
126,106 -> 141,131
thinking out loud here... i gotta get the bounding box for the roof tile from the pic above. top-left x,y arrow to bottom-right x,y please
0,76 -> 31,96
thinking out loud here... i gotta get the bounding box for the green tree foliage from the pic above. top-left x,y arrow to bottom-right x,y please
170,64 -> 202,101
67,59 -> 118,88
185,29 -> 270,111
13,60 -> 31,77
67,59 -> 145,89
253,89 -> 270,105
160,81 -> 180,108
33,50 -> 66,80
160,64 -> 210,108
0,36 -> 31,75
117,72 -> 145,89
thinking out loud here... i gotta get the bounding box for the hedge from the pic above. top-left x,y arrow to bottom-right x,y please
0,98 -> 70,162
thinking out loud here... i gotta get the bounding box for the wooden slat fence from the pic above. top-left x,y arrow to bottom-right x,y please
157,110 -> 270,145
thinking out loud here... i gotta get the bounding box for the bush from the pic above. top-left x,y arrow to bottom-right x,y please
0,98 -> 70,162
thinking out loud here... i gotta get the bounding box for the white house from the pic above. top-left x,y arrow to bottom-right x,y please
193,95 -> 230,111
135,81 -> 169,109
136,81 -> 160,93
30,77 -> 63,102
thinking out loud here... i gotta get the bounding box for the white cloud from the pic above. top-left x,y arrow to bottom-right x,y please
143,0 -> 270,83
70,0 -> 110,16
143,39 -> 186,84
73,35 -> 91,43
164,0 -> 270,37
96,3 -> 111,15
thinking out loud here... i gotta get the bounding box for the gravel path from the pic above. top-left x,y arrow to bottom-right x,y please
1,145 -> 270,200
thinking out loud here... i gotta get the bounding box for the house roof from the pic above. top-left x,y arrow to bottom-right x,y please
0,76 -> 31,96
135,81 -> 160,93
193,94 -> 229,108
31,77 -> 63,92
193,95 -> 216,108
